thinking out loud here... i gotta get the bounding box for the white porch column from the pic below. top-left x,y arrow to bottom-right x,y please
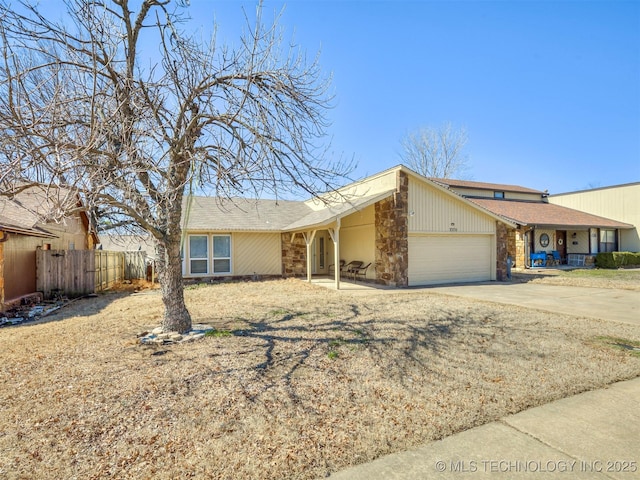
302,230 -> 317,283
328,218 -> 341,290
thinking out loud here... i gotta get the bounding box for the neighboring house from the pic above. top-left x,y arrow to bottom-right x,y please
430,178 -> 634,268
0,186 -> 98,311
181,165 -> 517,288
549,182 -> 640,253
99,234 -> 157,260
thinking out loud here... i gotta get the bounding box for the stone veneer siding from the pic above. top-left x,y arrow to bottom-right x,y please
496,221 -> 509,281
281,232 -> 307,277
507,227 -> 526,269
374,170 -> 409,287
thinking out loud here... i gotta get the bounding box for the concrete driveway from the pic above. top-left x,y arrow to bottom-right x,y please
313,278 -> 640,326
423,283 -> 640,326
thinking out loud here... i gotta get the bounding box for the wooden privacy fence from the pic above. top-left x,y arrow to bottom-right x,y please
36,250 -> 147,299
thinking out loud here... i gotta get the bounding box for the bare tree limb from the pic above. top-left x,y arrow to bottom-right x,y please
0,0 -> 352,332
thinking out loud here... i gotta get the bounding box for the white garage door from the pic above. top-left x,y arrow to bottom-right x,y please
408,235 -> 492,286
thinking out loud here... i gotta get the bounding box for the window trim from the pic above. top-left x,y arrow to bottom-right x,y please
188,234 -> 209,275
212,234 -> 232,274
493,191 -> 505,199
185,233 -> 233,276
599,229 -> 617,253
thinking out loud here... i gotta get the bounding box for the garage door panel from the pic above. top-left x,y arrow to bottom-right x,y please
409,235 -> 492,286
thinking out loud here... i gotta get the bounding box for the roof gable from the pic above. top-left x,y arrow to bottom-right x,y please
1,185 -> 97,241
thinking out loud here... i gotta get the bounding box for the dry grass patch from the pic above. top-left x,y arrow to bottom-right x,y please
513,268 -> 640,290
1,278 -> 639,479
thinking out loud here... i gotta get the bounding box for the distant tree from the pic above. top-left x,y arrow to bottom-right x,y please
399,123 -> 470,179
0,0 -> 351,333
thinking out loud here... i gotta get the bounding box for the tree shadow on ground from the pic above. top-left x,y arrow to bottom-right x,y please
191,302 -> 523,407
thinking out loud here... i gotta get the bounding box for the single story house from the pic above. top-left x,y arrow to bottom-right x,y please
0,186 -> 98,311
429,178 -> 634,268
181,165 -> 518,288
549,182 -> 640,253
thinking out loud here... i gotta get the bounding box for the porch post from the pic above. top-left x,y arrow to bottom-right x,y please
328,218 -> 341,290
302,230 -> 317,283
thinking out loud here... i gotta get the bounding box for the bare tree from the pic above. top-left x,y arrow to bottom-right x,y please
0,0 -> 351,333
399,123 -> 470,179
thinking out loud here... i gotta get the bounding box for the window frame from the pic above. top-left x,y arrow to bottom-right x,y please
188,234 -> 209,275
212,234 -> 232,274
599,229 -> 617,253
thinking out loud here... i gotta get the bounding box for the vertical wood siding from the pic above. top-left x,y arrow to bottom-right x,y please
551,184 -> 640,252
408,178 -> 495,234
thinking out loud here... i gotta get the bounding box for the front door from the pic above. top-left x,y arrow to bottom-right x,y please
312,233 -> 328,274
556,230 -> 566,263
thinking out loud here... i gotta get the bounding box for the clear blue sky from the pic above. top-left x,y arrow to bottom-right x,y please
34,0 -> 640,194
187,0 -> 639,194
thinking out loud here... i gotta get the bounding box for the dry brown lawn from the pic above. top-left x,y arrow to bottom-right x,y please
1,277 -> 639,479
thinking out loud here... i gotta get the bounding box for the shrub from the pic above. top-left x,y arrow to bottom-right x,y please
596,252 -> 640,268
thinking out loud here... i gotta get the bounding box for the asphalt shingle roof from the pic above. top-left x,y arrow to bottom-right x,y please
0,187 -> 64,237
430,178 -> 544,195
468,198 -> 633,229
181,190 -> 398,233
182,197 -> 313,232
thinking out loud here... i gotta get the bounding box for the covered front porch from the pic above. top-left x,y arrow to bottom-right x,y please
281,188 -> 404,290
509,226 -> 618,269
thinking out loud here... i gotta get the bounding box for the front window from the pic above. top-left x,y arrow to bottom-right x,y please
189,235 -> 208,274
213,235 -> 231,273
599,229 -> 617,253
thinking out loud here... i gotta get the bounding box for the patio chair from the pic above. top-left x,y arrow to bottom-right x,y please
328,259 -> 345,275
351,262 -> 371,282
341,260 -> 363,278
551,250 -> 562,266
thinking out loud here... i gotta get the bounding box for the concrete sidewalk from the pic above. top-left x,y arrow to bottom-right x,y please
329,377 -> 640,479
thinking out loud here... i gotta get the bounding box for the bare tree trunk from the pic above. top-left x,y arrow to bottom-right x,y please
156,239 -> 192,334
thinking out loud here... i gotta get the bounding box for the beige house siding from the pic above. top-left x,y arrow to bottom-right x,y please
531,228 -> 591,261
44,217 -> 90,251
550,183 -> 640,252
312,169 -> 397,209
566,230 -> 590,254
533,228 -> 555,253
183,231 -> 282,277
233,232 -> 282,276
340,205 -> 376,279
408,178 -> 496,234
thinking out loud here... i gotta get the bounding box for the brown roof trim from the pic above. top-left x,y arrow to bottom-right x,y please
429,177 -> 545,195
467,198 -> 633,229
0,224 -> 57,238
